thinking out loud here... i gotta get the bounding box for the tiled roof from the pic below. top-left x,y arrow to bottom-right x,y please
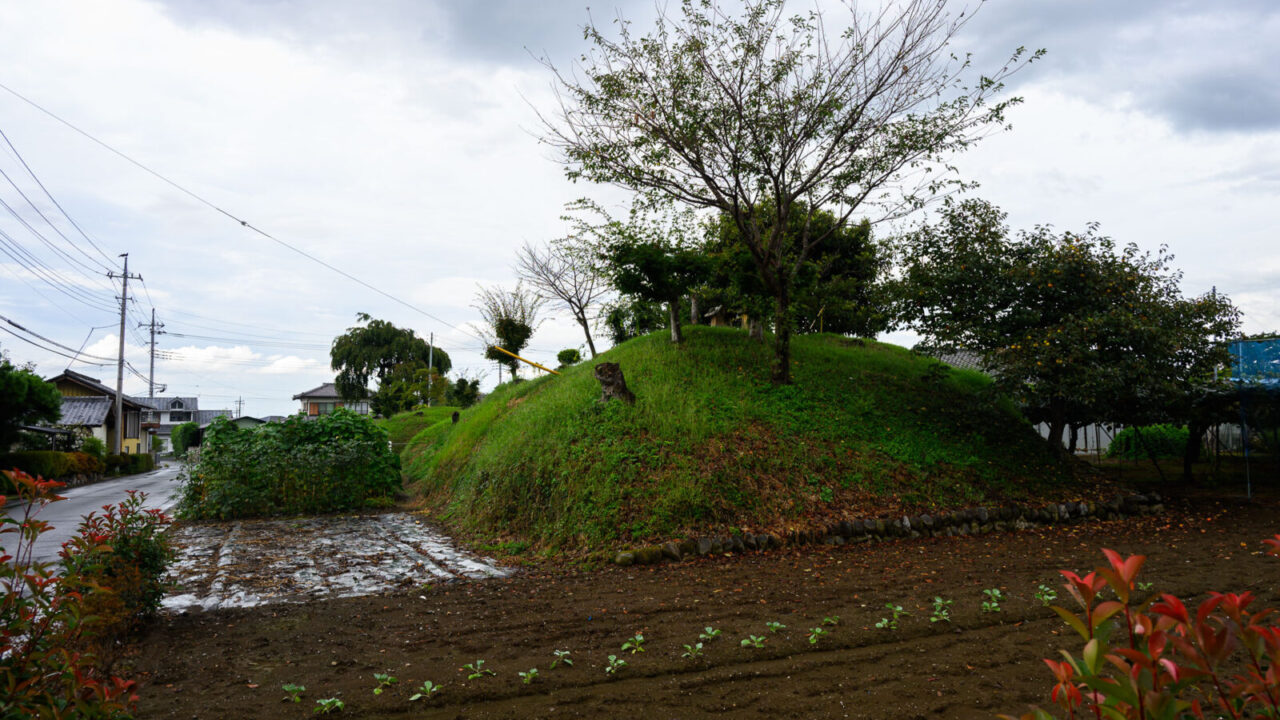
195,409 -> 232,425
293,382 -> 340,400
57,396 -> 112,426
46,369 -> 151,410
143,396 -> 198,411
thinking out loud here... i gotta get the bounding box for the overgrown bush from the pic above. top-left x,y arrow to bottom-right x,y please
1002,538 -> 1280,720
0,450 -> 73,480
126,454 -> 153,474
1106,424 -> 1190,460
179,410 -> 400,519
1,469 -> 143,718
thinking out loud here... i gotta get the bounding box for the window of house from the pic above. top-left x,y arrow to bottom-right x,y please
169,411 -> 190,422
171,399 -> 184,410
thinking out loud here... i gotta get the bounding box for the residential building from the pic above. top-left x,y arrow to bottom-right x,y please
44,369 -> 152,454
292,382 -> 370,416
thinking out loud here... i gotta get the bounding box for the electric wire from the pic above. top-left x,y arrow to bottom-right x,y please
0,164 -> 111,276
0,231 -> 116,313
0,325 -> 112,366
0,313 -> 119,362
0,80 -> 486,346
0,126 -> 118,269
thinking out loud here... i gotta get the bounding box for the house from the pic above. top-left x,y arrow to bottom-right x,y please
44,369 -> 152,455
138,398 -> 232,452
292,382 -> 370,416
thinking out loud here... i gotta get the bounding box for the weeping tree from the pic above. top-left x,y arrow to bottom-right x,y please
330,313 -> 450,411
539,0 -> 1038,384
515,238 -> 609,358
473,282 -> 546,380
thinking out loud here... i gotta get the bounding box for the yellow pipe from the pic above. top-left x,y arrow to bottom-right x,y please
490,345 -> 561,376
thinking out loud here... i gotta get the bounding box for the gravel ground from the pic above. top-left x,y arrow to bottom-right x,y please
161,511 -> 509,611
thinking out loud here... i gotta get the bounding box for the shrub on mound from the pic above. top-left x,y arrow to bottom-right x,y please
407,327 -> 1075,548
1105,424 -> 1188,460
179,410 -> 400,519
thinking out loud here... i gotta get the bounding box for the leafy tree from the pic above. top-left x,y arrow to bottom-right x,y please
373,361 -> 447,416
330,313 -> 450,405
557,349 -> 582,368
445,377 -> 481,409
170,421 -> 200,457
0,357 -> 61,448
515,239 -> 609,358
474,283 -> 545,379
572,198 -> 709,344
896,199 -> 1241,450
704,206 -> 889,338
599,297 -> 669,345
539,0 -> 1035,383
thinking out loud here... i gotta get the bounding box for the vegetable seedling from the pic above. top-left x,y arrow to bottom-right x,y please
462,660 -> 496,680
282,684 -> 305,703
551,649 -> 573,668
1136,581 -> 1154,592
740,635 -> 766,649
982,588 -> 1004,613
408,681 -> 441,701
822,616 -> 840,626
699,626 -> 722,641
765,621 -> 786,633
681,642 -> 704,659
314,698 -> 344,715
518,668 -> 539,685
372,673 -> 398,695
930,596 -> 953,623
621,633 -> 646,654
807,627 -> 828,644
1034,584 -> 1058,606
605,655 -> 627,674
875,603 -> 908,630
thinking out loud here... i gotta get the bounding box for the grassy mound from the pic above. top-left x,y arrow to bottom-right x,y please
405,327 -> 1077,549
377,406 -> 459,450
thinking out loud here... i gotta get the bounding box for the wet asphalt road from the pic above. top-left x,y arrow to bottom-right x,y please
3,463 -> 184,563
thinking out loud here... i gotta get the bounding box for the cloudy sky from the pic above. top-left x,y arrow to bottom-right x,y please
0,0 -> 1275,417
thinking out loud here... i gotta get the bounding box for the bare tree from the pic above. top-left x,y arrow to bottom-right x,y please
514,238 -> 609,358
472,282 -> 546,380
538,0 -> 1038,384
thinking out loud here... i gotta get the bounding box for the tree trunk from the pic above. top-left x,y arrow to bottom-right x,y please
1183,421 -> 1205,483
1046,402 -> 1067,450
771,286 -> 792,384
1068,424 -> 1079,453
749,318 -> 763,341
668,300 -> 683,343
576,311 -> 598,358
689,295 -> 699,325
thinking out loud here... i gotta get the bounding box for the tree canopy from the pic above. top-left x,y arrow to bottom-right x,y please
540,0 -> 1036,383
0,357 -> 61,448
330,314 -> 450,405
896,199 -> 1241,448
474,283 -> 545,379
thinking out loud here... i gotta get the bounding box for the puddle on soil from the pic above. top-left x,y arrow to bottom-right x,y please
162,512 -> 508,612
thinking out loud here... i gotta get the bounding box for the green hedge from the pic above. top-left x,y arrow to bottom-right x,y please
1107,424 -> 1190,460
0,451 -> 75,481
178,410 -> 400,519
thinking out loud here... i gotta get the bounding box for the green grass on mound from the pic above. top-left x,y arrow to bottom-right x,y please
404,327 -> 1076,549
377,406 -> 460,449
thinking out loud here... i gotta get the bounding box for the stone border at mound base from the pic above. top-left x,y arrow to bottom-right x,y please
613,492 -> 1166,566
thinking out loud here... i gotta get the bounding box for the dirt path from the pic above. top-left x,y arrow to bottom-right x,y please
130,495 -> 1279,719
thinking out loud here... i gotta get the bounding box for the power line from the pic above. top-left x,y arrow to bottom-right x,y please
0,232 -> 116,313
0,164 -> 111,277
0,324 -> 112,366
0,80 -> 486,346
0,126 -> 118,269
0,313 -> 118,362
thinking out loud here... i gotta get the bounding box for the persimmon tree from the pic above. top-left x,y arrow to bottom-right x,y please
539,0 -> 1037,383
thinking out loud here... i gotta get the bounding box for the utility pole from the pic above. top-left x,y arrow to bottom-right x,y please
138,308 -> 165,400
107,253 -> 142,455
235,397 -> 244,417
426,332 -> 434,408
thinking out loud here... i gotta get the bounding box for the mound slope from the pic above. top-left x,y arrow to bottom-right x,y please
405,327 -> 1078,548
